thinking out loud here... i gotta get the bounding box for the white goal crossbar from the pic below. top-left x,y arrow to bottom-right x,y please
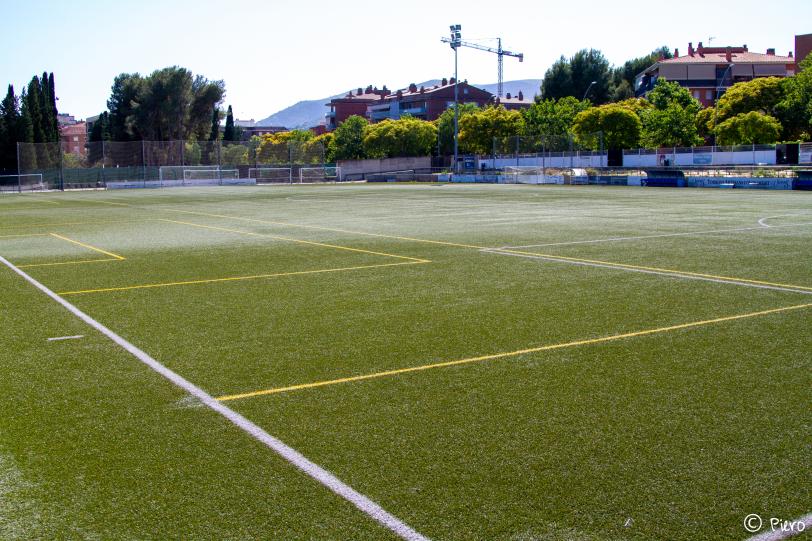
248,167 -> 293,183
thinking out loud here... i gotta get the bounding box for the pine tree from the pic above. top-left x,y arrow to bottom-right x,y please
209,106 -> 220,141
223,105 -> 236,141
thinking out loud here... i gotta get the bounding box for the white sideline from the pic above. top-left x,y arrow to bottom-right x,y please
500,221 -> 812,250
0,255 -> 429,541
481,249 -> 812,296
746,512 -> 812,541
47,335 -> 84,341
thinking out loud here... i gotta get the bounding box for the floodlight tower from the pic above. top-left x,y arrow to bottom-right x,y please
447,24 -> 462,173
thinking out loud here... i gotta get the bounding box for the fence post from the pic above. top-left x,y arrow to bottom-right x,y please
58,141 -> 65,191
492,137 -> 496,171
515,136 -> 520,167
16,142 -> 21,193
142,140 -> 147,184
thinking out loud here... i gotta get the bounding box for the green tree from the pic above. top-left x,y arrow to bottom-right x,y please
715,111 -> 782,145
458,106 -> 524,155
223,105 -> 236,142
363,117 -> 437,158
541,49 -> 614,104
573,103 -> 641,150
614,46 -> 672,89
640,79 -> 702,148
775,57 -> 812,141
331,115 -> 368,160
0,85 -> 22,170
570,49 -> 613,104
715,77 -> 784,123
522,96 -> 590,150
435,103 -> 479,155
208,106 -> 221,141
107,73 -> 144,141
312,132 -> 335,163
87,111 -> 111,165
39,71 -> 57,142
540,56 -> 574,100
25,76 -> 44,143
106,67 -> 225,141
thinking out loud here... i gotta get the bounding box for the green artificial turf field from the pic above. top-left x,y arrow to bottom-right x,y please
0,184 -> 810,540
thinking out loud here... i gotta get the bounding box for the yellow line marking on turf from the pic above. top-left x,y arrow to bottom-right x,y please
49,233 -> 126,261
56,261 -> 427,295
159,218 -> 430,263
496,248 -> 812,292
0,220 -> 150,231
216,302 -> 812,401
18,258 -> 122,269
163,208 -> 484,250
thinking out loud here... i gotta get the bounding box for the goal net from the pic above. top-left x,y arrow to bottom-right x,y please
248,167 -> 293,183
366,170 -> 415,182
501,166 -> 561,185
0,173 -> 46,192
182,168 -> 239,181
299,166 -> 341,183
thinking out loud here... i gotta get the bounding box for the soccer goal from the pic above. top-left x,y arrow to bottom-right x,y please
299,166 -> 341,183
0,173 -> 45,192
248,167 -> 293,184
501,166 -> 561,185
182,168 -> 239,182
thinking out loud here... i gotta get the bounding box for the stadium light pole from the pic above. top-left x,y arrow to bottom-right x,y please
449,24 -> 462,174
712,64 -> 734,146
583,81 -> 597,101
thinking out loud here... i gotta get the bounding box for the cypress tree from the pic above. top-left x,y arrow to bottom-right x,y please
26,76 -> 45,143
39,71 -> 56,142
209,106 -> 220,141
19,89 -> 33,143
223,105 -> 236,141
0,85 -> 21,170
48,73 -> 58,139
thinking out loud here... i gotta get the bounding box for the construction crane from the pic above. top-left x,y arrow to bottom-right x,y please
440,36 -> 524,98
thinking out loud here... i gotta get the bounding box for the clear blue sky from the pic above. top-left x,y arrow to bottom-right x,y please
3,0 -> 809,122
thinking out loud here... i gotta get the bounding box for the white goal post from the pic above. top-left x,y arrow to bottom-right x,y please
248,167 -> 293,183
0,173 -> 45,192
299,166 -> 341,183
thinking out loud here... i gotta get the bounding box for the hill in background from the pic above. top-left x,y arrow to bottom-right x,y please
256,79 -> 541,129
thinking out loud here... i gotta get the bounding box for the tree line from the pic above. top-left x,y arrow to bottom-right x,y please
0,73 -> 59,172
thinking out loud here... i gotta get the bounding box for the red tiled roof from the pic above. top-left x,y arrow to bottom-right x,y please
663,51 -> 792,64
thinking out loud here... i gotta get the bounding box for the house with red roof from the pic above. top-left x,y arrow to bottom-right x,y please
635,42 -> 796,107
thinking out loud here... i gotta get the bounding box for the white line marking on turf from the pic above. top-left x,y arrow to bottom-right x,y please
0,254 -> 429,541
745,512 -> 812,541
482,249 -> 812,296
47,335 -> 84,342
499,221 -> 812,250
757,215 -> 809,228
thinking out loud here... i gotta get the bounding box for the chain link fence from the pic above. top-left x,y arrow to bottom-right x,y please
17,138 -> 327,190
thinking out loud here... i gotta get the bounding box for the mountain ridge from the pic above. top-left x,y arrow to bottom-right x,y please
256,79 -> 541,129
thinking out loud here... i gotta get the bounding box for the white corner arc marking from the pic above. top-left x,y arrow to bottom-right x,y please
0,255 -> 429,541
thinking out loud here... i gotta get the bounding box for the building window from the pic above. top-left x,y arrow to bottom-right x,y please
693,90 -> 700,99
73,136 -> 79,142
706,90 -> 713,101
